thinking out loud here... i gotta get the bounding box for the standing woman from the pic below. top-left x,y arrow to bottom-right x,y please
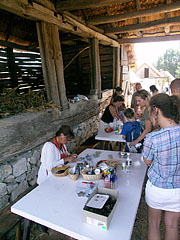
130,90 -> 152,147
37,125 -> 77,185
101,95 -> 125,123
143,93 -> 180,240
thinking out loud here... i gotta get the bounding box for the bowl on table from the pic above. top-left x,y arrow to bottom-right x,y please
51,165 -> 70,177
104,127 -> 113,133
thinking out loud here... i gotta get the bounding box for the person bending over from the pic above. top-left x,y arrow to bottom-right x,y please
101,95 -> 125,124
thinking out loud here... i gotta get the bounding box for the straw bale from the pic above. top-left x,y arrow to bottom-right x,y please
0,88 -> 54,118
124,44 -> 137,70
109,2 -> 136,15
171,10 -> 180,17
171,25 -> 180,31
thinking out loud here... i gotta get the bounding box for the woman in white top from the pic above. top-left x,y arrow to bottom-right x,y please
37,125 -> 77,185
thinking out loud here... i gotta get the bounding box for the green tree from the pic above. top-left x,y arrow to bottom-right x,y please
154,49 -> 180,78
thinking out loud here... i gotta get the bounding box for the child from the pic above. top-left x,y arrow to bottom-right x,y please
121,108 -> 141,152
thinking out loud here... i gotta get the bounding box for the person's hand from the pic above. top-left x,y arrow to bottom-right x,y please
64,154 -> 77,163
129,140 -> 138,147
71,154 -> 78,160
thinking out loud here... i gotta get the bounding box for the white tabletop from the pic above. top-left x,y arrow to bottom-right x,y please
95,130 -> 125,142
11,149 -> 147,240
95,120 -> 125,142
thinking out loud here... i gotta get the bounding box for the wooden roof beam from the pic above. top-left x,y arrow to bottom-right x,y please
0,40 -> 39,52
87,2 -> 180,25
105,16 -> 180,34
62,13 -> 119,47
117,34 -> 180,44
0,0 -> 119,47
56,0 -> 131,12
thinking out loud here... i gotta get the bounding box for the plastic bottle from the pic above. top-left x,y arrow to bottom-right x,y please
113,116 -> 118,131
137,106 -> 142,119
104,175 -> 111,188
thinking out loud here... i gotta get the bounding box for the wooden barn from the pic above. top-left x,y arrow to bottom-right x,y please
0,1 -> 180,239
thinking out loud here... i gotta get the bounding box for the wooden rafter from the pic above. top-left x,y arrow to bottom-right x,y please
56,0 -> 131,12
105,16 -> 180,34
0,0 -> 119,47
87,2 -> 180,25
0,40 -> 39,51
117,34 -> 180,44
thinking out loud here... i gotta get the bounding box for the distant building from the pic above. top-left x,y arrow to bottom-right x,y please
130,62 -> 175,92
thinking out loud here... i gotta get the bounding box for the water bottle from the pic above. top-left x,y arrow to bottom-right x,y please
113,116 -> 118,131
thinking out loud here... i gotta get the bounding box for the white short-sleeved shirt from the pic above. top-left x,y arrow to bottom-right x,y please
37,142 -> 67,185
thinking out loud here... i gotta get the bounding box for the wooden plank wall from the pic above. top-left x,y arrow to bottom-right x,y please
0,47 -> 44,93
100,46 -> 113,90
0,48 -> 10,90
63,44 -> 113,97
0,44 -> 114,96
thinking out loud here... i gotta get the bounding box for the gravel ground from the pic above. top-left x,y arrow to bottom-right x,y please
29,180 -> 180,240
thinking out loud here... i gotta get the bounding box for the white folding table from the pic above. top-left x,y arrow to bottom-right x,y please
95,120 -> 125,150
11,148 -> 147,240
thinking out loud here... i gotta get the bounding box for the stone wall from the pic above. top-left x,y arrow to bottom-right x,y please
0,90 -> 113,210
0,114 -> 101,210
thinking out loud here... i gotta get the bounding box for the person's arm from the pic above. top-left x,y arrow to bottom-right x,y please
42,143 -> 64,170
131,93 -> 136,108
129,119 -> 152,146
142,133 -> 154,167
109,105 -> 124,122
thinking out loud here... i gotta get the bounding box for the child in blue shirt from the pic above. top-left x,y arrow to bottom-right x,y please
121,108 -> 141,152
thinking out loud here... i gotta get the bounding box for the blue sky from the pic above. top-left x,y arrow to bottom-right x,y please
134,40 -> 180,67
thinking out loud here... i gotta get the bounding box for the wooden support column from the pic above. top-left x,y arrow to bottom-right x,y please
36,22 -> 68,109
6,47 -> 18,88
89,38 -> 101,98
113,46 -> 120,88
120,45 -> 124,87
51,24 -> 68,109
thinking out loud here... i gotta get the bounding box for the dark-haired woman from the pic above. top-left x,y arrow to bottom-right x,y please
37,125 -> 77,185
143,93 -> 180,240
129,89 -> 152,148
101,95 -> 125,124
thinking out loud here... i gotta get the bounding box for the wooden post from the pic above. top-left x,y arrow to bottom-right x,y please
89,38 -> 101,98
113,46 -> 120,88
36,22 -> 68,108
36,22 -> 52,102
6,47 -> 18,88
120,45 -> 124,87
51,24 -> 68,109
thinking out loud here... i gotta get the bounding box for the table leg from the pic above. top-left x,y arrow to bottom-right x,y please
102,141 -> 106,150
22,219 -> 31,240
15,221 -> 21,240
40,225 -> 48,233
